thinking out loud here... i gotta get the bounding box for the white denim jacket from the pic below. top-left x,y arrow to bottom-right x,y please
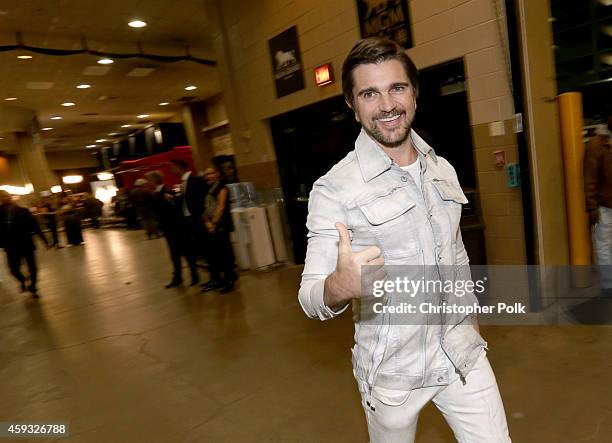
298,129 -> 487,399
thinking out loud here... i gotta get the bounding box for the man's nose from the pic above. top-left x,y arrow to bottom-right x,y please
378,93 -> 395,112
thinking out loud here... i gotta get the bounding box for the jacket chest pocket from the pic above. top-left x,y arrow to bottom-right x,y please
356,187 -> 420,260
431,179 -> 468,227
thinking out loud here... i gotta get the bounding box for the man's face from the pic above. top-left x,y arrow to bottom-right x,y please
348,59 -> 416,148
205,170 -> 220,185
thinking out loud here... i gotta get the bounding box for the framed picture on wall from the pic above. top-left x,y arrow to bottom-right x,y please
268,26 -> 305,98
356,0 -> 413,49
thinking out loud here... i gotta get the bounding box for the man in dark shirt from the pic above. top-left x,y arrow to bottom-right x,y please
0,191 -> 49,297
169,158 -> 207,286
146,170 -> 184,288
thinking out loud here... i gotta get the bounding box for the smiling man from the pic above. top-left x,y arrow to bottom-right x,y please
298,38 -> 511,442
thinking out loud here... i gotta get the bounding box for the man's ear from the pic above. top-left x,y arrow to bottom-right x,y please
346,99 -> 360,123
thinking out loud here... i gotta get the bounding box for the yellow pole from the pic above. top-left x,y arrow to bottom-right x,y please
558,92 -> 591,270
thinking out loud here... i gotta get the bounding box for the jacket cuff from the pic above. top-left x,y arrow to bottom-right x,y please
309,279 -> 349,320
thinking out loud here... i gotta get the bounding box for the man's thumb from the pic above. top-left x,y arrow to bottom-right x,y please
335,222 -> 352,254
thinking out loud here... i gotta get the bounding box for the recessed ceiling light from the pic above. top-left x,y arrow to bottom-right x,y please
121,124 -> 131,128
97,58 -> 114,65
41,127 -> 53,131
159,102 -> 170,106
108,132 -> 118,136
128,20 -> 147,28
4,97 -> 17,101
76,84 -> 91,89
86,144 -> 97,148
137,114 -> 150,118
17,55 -> 32,59
185,85 -> 197,91
50,116 -> 63,120
61,102 -> 76,107
96,139 -> 107,143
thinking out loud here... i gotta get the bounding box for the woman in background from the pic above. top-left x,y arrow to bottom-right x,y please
61,195 -> 85,246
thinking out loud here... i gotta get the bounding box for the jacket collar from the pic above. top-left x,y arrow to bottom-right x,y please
355,128 -> 437,182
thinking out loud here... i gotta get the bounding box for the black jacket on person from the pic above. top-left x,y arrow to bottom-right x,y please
180,174 -> 207,220
0,205 -> 48,253
152,186 -> 179,232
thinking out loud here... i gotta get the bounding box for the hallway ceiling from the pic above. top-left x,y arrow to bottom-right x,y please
0,0 -> 221,153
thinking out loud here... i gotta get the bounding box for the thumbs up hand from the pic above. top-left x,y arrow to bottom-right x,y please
323,222 -> 385,310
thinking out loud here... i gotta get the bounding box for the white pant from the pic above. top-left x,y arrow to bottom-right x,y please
359,350 -> 511,443
593,206 -> 612,289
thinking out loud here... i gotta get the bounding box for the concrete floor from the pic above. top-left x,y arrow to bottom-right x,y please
0,229 -> 611,443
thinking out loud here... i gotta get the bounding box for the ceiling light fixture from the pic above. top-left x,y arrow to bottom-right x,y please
184,85 -> 197,91
41,127 -> 53,131
76,84 -> 91,89
98,58 -> 114,65
159,102 -> 169,106
86,144 -> 97,148
95,139 -> 107,143
128,20 -> 147,28
61,102 -> 76,107
62,175 -> 83,184
50,116 -> 63,120
137,114 -> 150,118
121,124 -> 131,128
108,132 -> 118,136
17,55 -> 32,59
4,97 -> 17,101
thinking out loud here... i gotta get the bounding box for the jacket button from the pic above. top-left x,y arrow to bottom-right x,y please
401,176 -> 408,182
437,377 -> 444,382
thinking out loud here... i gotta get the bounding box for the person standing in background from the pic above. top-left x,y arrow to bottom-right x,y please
83,193 -> 104,229
130,179 -> 159,240
61,195 -> 85,246
201,166 -> 236,294
170,158 -> 207,286
584,114 -> 612,297
146,170 -> 184,288
0,191 -> 49,297
38,196 -> 63,248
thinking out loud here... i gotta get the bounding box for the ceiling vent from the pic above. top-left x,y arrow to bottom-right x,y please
83,66 -> 111,76
26,81 -> 54,90
127,67 -> 156,77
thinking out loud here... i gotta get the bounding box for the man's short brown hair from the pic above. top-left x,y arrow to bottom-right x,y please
342,37 -> 419,106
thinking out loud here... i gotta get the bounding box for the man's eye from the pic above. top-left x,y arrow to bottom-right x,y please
392,86 -> 405,92
363,91 -> 376,99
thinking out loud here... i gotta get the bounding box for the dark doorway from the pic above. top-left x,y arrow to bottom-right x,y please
270,95 -> 360,264
413,58 -> 476,189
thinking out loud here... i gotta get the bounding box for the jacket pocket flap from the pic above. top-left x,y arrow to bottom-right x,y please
433,180 -> 469,204
358,187 -> 416,226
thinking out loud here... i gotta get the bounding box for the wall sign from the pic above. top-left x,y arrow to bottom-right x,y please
356,0 -> 413,49
314,63 -> 334,87
268,26 -> 305,98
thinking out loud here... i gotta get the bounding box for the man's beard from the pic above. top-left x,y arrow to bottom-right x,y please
363,110 -> 412,148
